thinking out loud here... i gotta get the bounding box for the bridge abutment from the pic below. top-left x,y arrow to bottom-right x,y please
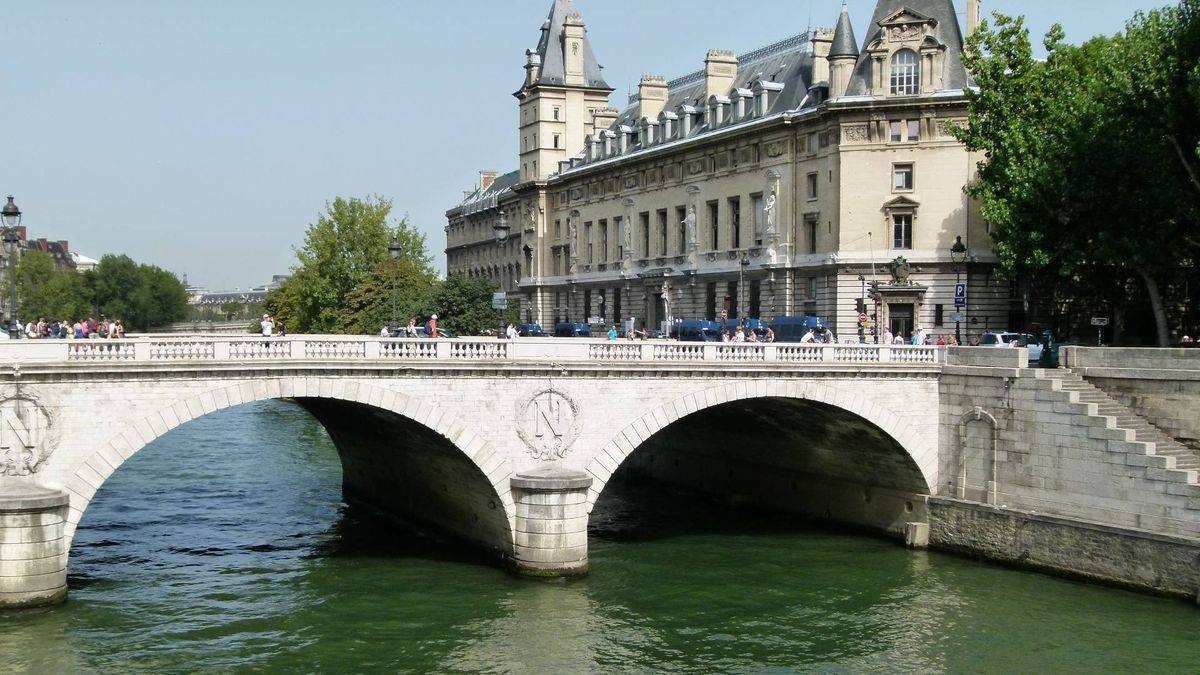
510,469 -> 592,577
0,483 -> 70,609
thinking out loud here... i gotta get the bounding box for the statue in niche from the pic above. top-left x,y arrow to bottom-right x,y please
763,193 -> 777,236
683,206 -> 697,248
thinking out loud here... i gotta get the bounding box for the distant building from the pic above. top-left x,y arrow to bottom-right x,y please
188,275 -> 290,307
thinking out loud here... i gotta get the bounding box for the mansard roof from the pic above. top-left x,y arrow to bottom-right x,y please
829,4 -> 859,58
611,32 -> 814,131
529,0 -> 610,90
450,170 -> 520,217
845,0 -> 969,96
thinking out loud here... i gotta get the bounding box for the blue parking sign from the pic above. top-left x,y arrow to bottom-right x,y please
954,283 -> 967,308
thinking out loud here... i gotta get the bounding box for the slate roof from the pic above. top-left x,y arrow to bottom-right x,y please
829,3 -> 859,58
450,169 -> 520,216
529,0 -> 610,90
611,32 -> 815,132
845,0 -> 969,96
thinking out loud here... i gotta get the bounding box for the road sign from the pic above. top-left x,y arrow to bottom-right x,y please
950,311 -> 967,323
954,283 -> 967,300
858,313 -> 868,323
1090,317 -> 1110,327
491,292 -> 507,310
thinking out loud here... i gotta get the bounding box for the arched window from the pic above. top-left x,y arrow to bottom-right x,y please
890,49 -> 919,95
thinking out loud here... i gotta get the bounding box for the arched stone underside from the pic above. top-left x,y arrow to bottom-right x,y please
62,378 -> 516,557
585,381 -> 935,536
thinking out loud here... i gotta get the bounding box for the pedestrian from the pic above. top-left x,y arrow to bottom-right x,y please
380,325 -> 390,337
936,335 -> 946,346
883,327 -> 894,345
277,321 -> 287,337
607,324 -> 618,341
894,333 -> 905,345
765,326 -> 775,343
428,314 -> 439,338
406,318 -> 418,338
733,326 -> 746,343
261,314 -> 274,337
116,320 -> 125,339
506,323 -> 518,340
747,329 -> 758,342
800,326 -> 816,343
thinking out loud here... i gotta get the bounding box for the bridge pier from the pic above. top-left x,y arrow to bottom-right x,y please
510,469 -> 592,577
0,482 -> 70,609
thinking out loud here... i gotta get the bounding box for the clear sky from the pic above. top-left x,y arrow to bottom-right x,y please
2,0 -> 1169,290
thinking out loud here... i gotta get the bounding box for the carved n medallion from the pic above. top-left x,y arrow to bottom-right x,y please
516,390 -> 582,461
0,395 -> 58,476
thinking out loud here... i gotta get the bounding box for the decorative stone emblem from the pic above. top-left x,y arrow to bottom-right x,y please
517,390 -> 581,461
0,396 -> 56,476
844,125 -> 869,142
890,256 -> 913,285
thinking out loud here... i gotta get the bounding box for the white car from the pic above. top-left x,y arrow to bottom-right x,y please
980,331 -> 1042,361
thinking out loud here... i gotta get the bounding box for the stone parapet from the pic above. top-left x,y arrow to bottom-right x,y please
0,482 -> 69,609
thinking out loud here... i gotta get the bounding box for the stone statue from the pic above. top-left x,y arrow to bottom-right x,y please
763,194 -> 777,236
621,217 -> 632,256
526,207 -> 537,231
660,280 -> 671,324
683,206 -> 697,248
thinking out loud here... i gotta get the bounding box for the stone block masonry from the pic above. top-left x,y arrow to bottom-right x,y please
0,483 -> 69,608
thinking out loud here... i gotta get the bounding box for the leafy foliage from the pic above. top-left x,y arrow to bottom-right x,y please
87,255 -> 189,330
13,250 -> 91,321
420,274 -> 501,336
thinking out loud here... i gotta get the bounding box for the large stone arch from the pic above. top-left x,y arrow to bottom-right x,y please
60,376 -> 516,550
583,378 -> 937,510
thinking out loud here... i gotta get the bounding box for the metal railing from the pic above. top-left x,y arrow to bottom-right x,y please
0,336 -> 943,366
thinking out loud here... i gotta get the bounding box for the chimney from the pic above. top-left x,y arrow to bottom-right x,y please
967,0 -> 981,37
704,50 -> 738,100
562,12 -> 586,86
591,106 -> 620,136
811,29 -> 834,85
524,49 -> 542,87
480,171 -> 498,192
638,75 -> 669,119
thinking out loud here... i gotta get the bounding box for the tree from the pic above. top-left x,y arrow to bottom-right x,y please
13,250 -> 91,322
421,274 -> 499,336
956,4 -> 1200,345
268,196 -> 435,333
339,259 -> 436,335
220,301 -> 244,321
87,254 -> 188,330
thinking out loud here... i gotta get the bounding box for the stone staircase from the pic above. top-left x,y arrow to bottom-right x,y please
1044,369 -> 1200,473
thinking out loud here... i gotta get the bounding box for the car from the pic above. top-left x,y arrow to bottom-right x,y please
517,323 -> 548,337
413,327 -> 458,339
980,331 -> 1041,361
673,320 -> 721,342
554,322 -> 592,338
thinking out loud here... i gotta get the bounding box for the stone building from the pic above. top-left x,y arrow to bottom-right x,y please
447,0 -> 1011,340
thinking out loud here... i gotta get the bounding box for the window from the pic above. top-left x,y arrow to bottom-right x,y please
805,217 -> 818,254
808,277 -> 818,299
676,206 -> 687,254
893,163 -> 914,191
613,288 -> 621,322
907,119 -> 920,142
553,106 -> 561,121
892,213 -> 913,249
808,132 -> 819,153
749,280 -> 761,318
585,222 -> 594,262
657,209 -> 668,255
554,219 -> 561,240
729,197 -> 741,249
708,201 -> 720,250
584,290 -> 591,320
806,172 -> 818,200
705,283 -> 717,321
727,282 -> 739,319
934,304 -> 944,327
891,119 -> 921,142
553,134 -> 561,149
752,194 -> 764,246
640,212 -> 650,257
890,49 -> 920,95
890,121 -> 903,143
605,218 -> 614,261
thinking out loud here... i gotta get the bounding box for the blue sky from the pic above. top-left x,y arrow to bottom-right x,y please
2,0 -> 1169,290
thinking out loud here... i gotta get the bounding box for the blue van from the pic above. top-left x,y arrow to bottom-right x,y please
673,320 -> 721,342
554,322 -> 592,338
518,323 -> 548,337
769,316 -> 827,342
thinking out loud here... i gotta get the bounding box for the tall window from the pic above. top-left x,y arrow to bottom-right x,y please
890,49 -> 920,95
606,218 -> 615,261
553,106 -> 561,120
707,201 -> 720,250
729,197 -> 741,249
554,219 -> 561,239
676,206 -> 688,254
893,163 -> 914,191
553,134 -> 561,149
749,280 -> 761,318
613,288 -> 622,323
705,283 -> 717,320
585,222 -> 594,263
893,213 -> 913,249
806,173 -> 818,200
805,217 -> 818,254
752,194 -> 764,246
640,212 -> 650,257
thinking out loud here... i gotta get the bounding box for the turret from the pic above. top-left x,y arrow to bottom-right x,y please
828,2 -> 859,98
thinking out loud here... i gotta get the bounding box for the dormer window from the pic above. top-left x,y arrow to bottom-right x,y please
890,49 -> 919,95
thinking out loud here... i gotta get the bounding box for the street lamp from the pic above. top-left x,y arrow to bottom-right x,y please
738,252 -> 750,324
950,235 -> 969,345
493,212 -> 510,338
2,196 -> 22,339
389,235 -> 401,335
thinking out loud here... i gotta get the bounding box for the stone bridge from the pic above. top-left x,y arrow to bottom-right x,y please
1,337 -> 1198,608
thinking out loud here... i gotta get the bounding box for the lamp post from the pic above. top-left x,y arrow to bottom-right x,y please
493,212 -> 510,338
950,235 -> 968,345
2,196 -> 22,339
389,235 -> 400,335
738,252 -> 749,324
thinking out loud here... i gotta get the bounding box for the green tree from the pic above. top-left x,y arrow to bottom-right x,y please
957,4 -> 1200,345
220,301 -> 244,321
87,254 -> 188,330
421,274 -> 499,336
268,196 -> 435,333
13,250 -> 91,321
339,259 -> 436,335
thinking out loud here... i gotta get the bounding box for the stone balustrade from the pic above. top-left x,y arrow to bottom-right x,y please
0,336 -> 942,366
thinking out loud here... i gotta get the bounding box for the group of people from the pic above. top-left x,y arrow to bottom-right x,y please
881,326 -> 959,346
721,325 -> 779,343
23,317 -> 126,340
260,314 -> 286,337
380,315 -> 439,338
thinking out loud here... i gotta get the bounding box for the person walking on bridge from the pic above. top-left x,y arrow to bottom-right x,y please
260,314 -> 274,338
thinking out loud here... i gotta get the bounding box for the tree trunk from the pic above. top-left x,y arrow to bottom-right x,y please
1138,268 -> 1171,347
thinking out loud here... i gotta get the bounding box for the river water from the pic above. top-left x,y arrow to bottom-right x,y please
2,400 -> 1197,673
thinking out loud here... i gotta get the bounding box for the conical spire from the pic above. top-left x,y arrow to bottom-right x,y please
829,2 -> 859,58
527,0 -> 611,90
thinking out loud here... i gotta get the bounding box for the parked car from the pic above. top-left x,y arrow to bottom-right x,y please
554,322 -> 592,338
673,320 -> 721,342
414,327 -> 459,339
769,316 -> 828,342
980,331 -> 1042,361
517,323 -> 548,337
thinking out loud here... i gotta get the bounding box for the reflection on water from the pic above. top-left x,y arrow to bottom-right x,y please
1,399 -> 1197,672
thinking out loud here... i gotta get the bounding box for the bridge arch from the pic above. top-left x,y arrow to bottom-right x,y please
584,379 -> 936,533
61,376 -> 516,556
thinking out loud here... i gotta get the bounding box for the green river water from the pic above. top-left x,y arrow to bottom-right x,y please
2,400 -> 1197,673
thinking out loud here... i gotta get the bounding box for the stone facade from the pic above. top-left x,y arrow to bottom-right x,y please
447,0 -> 1012,340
